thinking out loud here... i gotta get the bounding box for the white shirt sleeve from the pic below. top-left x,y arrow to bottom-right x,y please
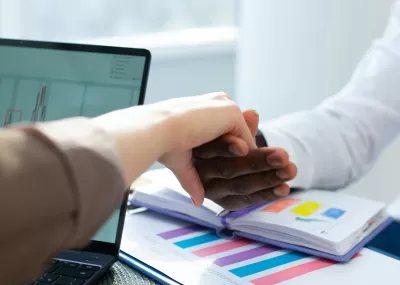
259,1 -> 400,190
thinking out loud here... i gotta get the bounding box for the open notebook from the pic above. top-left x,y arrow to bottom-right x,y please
129,169 -> 392,262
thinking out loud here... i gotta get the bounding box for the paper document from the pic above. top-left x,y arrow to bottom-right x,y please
121,211 -> 400,285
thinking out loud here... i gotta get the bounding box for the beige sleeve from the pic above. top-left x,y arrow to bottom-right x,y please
0,117 -> 125,285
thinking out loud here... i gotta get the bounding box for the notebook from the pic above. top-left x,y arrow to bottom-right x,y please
129,169 -> 392,262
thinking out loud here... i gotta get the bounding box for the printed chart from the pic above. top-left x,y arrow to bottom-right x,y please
0,76 -> 140,127
122,211 -> 400,285
157,225 -> 359,285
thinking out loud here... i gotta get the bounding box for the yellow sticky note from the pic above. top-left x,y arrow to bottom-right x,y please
291,201 -> 321,216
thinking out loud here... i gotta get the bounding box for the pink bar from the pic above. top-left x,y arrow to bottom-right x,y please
251,259 -> 334,285
192,239 -> 252,257
251,253 -> 361,285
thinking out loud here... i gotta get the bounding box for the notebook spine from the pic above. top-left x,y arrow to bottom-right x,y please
216,228 -> 235,239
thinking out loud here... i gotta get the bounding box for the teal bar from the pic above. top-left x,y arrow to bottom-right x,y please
174,233 -> 220,249
230,252 -> 307,277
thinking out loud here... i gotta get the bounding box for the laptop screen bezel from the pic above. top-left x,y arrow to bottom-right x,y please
0,38 -> 151,257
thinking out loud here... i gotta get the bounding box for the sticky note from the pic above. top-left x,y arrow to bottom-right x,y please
262,198 -> 300,213
322,208 -> 345,219
291,202 -> 321,216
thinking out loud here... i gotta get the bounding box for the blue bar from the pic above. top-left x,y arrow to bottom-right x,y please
174,233 -> 221,249
230,252 -> 307,277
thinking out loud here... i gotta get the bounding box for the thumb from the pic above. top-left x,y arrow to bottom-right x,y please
243,110 -> 259,138
169,153 -> 205,207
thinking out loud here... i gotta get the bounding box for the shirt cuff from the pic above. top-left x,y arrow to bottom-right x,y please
256,129 -> 268,147
32,117 -> 125,247
259,124 -> 314,189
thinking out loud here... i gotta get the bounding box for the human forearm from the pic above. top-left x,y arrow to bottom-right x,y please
259,2 -> 400,190
0,117 -> 126,284
91,104 -> 174,186
259,87 -> 400,191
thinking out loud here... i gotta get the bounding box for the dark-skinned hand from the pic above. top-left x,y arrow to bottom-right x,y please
193,110 -> 297,211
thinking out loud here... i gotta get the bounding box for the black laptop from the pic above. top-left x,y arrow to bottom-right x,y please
0,39 -> 151,285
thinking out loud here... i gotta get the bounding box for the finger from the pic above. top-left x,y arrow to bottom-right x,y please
204,93 -> 257,150
196,148 -> 290,182
216,183 -> 290,211
229,109 -> 258,150
243,110 -> 259,138
171,162 -> 205,207
276,162 -> 298,181
205,170 -> 291,201
193,135 -> 249,159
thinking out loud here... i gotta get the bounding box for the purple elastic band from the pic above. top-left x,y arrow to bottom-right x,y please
221,216 -> 229,227
220,203 -> 268,228
224,203 -> 268,219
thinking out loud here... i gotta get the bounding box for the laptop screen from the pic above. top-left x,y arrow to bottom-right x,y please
0,42 -> 148,244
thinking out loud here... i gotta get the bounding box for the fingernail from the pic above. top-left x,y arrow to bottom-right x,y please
192,197 -> 202,208
251,110 -> 259,117
267,153 -> 284,167
229,144 -> 243,156
276,169 -> 290,179
273,186 -> 287,197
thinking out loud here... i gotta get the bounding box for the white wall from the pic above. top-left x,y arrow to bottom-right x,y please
81,27 -> 237,104
144,53 -> 236,104
236,0 -> 400,203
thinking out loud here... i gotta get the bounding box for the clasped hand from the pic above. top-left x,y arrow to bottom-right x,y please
155,93 -> 297,210
193,110 -> 297,211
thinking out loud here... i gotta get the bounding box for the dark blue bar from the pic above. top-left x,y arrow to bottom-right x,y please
174,233 -> 220,249
230,252 -> 307,277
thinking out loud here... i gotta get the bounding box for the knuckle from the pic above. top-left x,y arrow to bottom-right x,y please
219,194 -> 253,211
278,148 -> 289,161
262,172 -> 280,188
291,163 -> 298,177
249,155 -> 264,172
212,91 -> 230,100
279,183 -> 291,196
241,194 -> 253,207
216,161 -> 233,179
230,103 -> 241,114
259,190 -> 276,201
195,150 -> 212,159
231,179 -> 246,194
204,179 -> 230,200
263,152 -> 271,166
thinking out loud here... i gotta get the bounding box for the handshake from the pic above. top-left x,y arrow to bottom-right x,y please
192,109 -> 297,211
143,93 -> 298,212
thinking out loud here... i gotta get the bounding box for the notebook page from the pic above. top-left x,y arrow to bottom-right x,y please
140,168 -> 226,215
131,183 -> 222,227
230,190 -> 385,244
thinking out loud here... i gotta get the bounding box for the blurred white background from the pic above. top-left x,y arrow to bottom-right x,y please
0,0 -> 398,203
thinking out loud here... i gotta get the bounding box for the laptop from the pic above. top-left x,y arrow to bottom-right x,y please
0,38 -> 151,285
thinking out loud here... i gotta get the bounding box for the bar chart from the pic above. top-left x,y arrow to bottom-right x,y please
157,225 -> 360,285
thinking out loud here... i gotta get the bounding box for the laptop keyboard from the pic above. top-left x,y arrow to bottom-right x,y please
21,259 -> 102,285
